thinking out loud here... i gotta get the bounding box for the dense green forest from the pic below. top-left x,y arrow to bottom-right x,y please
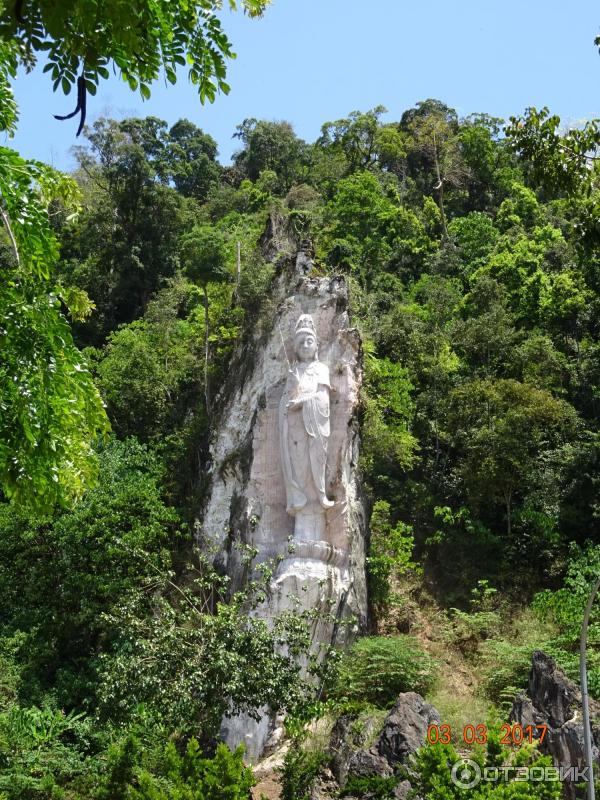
2,98 -> 600,797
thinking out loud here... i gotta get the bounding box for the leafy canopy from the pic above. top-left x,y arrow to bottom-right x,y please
0,144 -> 109,511
0,0 -> 269,510
0,0 -> 270,107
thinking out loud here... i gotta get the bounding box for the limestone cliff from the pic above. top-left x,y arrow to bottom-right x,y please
199,234 -> 368,760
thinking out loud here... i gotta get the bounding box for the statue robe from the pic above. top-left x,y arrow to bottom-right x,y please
279,359 -> 331,514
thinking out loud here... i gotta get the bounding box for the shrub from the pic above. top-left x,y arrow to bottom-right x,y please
341,774 -> 398,798
476,605 -> 561,709
0,705 -> 91,799
101,736 -> 254,800
332,636 -> 438,708
533,543 -> 600,696
279,743 -> 328,800
479,639 -> 540,708
412,739 -> 562,799
96,579 -> 309,739
443,581 -> 500,657
367,500 -> 419,613
0,438 -> 180,710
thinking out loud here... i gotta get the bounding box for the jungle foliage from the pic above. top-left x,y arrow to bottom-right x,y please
2,96 -> 600,795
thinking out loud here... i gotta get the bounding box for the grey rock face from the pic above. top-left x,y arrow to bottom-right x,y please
202,244 -> 367,761
309,767 -> 341,800
327,692 -> 439,796
330,713 -> 387,785
393,779 -> 413,799
377,692 -> 441,766
347,749 -> 394,780
510,650 -> 600,800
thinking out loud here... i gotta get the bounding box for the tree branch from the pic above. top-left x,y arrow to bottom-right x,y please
0,205 -> 20,267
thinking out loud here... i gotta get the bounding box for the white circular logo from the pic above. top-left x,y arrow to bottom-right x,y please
451,758 -> 482,789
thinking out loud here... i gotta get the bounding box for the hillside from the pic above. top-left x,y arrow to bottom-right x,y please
1,100 -> 599,798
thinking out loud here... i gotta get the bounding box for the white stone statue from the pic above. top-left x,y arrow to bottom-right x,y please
279,314 -> 334,540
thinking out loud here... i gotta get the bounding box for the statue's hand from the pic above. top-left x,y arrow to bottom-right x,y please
286,397 -> 303,410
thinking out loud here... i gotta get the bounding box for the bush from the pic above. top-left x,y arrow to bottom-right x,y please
279,743 -> 328,800
0,705 -> 92,799
96,575 -> 310,739
443,581 -> 500,658
533,543 -> 600,696
332,636 -> 438,708
341,774 -> 398,798
475,605 -> 561,709
479,639 -> 541,709
101,735 -> 254,800
367,500 -> 419,613
0,438 -> 180,710
412,738 -> 562,799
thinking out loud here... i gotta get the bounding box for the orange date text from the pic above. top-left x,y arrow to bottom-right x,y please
426,723 -> 547,746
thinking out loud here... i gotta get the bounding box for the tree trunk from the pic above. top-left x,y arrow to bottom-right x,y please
432,129 -> 449,238
437,183 -> 448,238
203,284 -> 210,414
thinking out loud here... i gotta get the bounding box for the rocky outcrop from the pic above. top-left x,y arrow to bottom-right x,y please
249,692 -> 436,799
326,692 -> 439,795
309,768 -> 340,800
377,693 -> 441,767
330,712 -> 391,786
510,650 -> 600,799
202,235 -> 368,761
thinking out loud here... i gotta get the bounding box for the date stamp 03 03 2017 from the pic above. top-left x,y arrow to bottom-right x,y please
427,723 -> 548,747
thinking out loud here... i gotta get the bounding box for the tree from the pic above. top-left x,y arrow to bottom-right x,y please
0,0 -> 270,511
505,108 -> 600,252
366,499 -> 417,613
96,577 -> 309,738
94,278 -> 206,497
232,118 -> 309,192
506,107 -> 600,198
0,439 -> 312,739
402,100 -> 470,236
458,115 -> 515,211
0,0 -> 270,132
0,129 -> 109,511
447,212 -> 499,276
321,170 -> 431,284
165,119 -> 221,200
395,275 -> 462,476
361,352 -> 417,490
61,117 -> 189,342
446,378 -> 580,537
318,106 -> 389,172
454,276 -> 518,377
0,438 -> 179,709
180,225 -> 231,412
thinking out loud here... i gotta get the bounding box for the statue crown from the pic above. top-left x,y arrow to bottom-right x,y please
294,314 -> 316,338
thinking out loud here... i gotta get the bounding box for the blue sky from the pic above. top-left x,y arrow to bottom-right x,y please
9,0 -> 600,171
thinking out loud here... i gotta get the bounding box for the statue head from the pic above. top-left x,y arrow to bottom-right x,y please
294,314 -> 318,362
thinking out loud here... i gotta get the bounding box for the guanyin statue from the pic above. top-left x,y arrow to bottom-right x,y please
279,314 -> 334,540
